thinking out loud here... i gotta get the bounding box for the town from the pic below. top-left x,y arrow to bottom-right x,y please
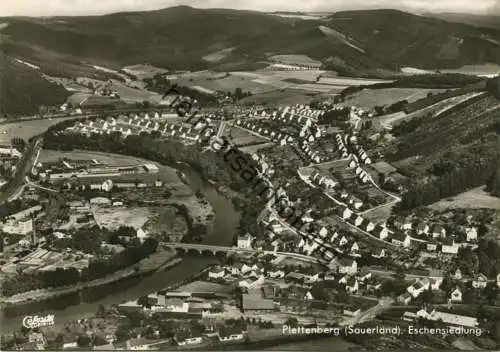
1,4 -> 500,352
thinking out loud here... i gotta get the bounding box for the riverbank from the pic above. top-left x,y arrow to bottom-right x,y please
0,161 -> 240,332
0,250 -> 181,308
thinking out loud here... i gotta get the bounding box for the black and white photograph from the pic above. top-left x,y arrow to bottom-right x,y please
1,0 -> 500,350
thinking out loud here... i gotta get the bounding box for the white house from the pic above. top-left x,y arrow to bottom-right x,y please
450,287 -> 463,303
237,234 -> 253,249
407,279 -> 430,298
338,258 -> 357,275
432,225 -> 446,239
441,239 -> 459,254
208,267 -> 226,280
472,273 -> 488,289
465,227 -> 478,242
391,232 -> 411,248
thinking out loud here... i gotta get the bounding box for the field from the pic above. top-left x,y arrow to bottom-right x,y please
238,89 -> 317,106
122,64 -> 168,80
436,63 -> 500,77
175,280 -> 233,294
93,207 -> 151,230
109,80 -> 163,103
0,116 -> 82,143
339,88 -> 445,109
168,71 -> 277,94
317,77 -> 393,86
269,54 -> 323,66
66,92 -> 92,105
429,186 -> 500,210
227,125 -> 269,146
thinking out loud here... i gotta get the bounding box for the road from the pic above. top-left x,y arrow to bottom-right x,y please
0,137 -> 43,204
339,297 -> 394,326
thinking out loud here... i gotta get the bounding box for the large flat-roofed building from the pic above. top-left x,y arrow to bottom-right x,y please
143,163 -> 159,173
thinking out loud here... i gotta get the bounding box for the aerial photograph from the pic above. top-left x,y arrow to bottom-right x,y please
0,0 -> 499,350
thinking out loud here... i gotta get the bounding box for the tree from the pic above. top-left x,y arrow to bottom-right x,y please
285,317 -> 298,328
76,334 -> 91,347
492,321 -> 500,343
96,304 -> 106,318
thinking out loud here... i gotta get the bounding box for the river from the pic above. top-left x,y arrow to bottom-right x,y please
0,164 -> 239,332
0,160 -> 353,351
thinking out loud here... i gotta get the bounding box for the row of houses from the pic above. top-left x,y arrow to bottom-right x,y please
234,119 -> 294,146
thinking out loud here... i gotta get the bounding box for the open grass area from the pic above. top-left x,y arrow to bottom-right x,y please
174,280 -> 233,294
239,89 -> 317,106
0,116 -> 82,143
429,186 -> 500,210
93,206 -> 152,230
228,125 -> 270,146
122,64 -> 168,80
339,88 -> 445,109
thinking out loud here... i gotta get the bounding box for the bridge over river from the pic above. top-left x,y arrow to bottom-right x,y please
163,243 -> 326,265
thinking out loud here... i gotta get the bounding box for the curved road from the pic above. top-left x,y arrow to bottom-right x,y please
0,137 -> 42,204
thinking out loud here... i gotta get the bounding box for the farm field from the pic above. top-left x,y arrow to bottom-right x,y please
434,63 -> 500,77
169,71 -> 277,94
317,77 -> 393,86
429,186 -> 500,211
288,83 -> 346,93
82,95 -> 127,107
269,54 -> 323,66
122,64 -> 168,80
238,89 -> 317,106
339,88 -> 445,109
110,80 -> 163,103
93,206 -> 151,230
0,116 -> 82,143
66,92 -> 92,105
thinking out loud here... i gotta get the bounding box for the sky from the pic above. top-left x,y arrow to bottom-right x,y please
1,0 -> 499,17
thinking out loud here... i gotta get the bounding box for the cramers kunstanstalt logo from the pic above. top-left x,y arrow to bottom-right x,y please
162,86 -> 312,232
22,314 -> 55,329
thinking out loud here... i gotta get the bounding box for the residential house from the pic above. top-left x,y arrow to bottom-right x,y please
350,242 -> 360,253
361,219 -> 375,233
391,232 -> 411,248
407,279 -> 430,298
373,225 -> 389,240
338,258 -> 357,275
426,242 -> 438,252
358,268 -> 372,282
432,225 -> 446,239
218,327 -> 245,342
453,268 -> 462,280
126,338 -> 151,350
342,276 -> 359,293
441,239 -> 459,254
237,234 -> 253,249
416,222 -> 430,236
465,227 -> 478,242
208,267 -> 226,280
397,292 -> 412,305
450,287 -> 463,303
472,273 -> 488,289
354,216 -> 364,227
372,248 -> 386,258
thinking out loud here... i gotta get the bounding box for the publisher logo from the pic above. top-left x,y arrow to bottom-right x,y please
22,315 -> 55,329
